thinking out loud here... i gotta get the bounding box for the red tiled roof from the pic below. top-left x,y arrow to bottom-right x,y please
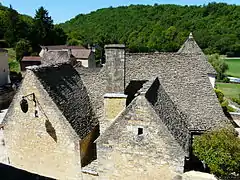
22,56 -> 41,61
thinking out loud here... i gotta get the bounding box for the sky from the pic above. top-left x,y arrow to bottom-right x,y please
1,0 -> 240,24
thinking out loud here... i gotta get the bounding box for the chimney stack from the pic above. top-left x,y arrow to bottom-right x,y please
103,44 -> 127,127
104,44 -> 125,93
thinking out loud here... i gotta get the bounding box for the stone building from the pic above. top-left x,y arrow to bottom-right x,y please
0,48 -> 14,110
0,48 -> 10,86
2,33 -> 231,179
20,56 -> 41,71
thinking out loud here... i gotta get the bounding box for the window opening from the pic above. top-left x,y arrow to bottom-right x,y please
138,128 -> 143,135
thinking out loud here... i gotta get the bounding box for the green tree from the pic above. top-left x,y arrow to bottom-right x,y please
208,54 -> 228,80
193,128 -> 240,177
4,5 -> 20,46
15,39 -> 32,61
67,38 -> 82,46
51,26 -> 67,45
32,7 -> 54,48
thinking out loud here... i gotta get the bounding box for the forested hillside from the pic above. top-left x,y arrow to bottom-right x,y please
60,3 -> 240,55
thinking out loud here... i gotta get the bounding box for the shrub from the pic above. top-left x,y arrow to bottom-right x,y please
214,88 -> 235,112
208,54 -> 228,80
193,128 -> 240,177
222,77 -> 230,83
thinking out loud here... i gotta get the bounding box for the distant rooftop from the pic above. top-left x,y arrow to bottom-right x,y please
22,56 -> 41,61
41,45 -> 86,50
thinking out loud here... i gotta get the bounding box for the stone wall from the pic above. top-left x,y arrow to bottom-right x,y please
3,70 -> 82,180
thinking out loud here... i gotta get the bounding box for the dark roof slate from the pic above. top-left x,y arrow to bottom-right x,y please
32,63 -> 98,139
75,67 -> 106,127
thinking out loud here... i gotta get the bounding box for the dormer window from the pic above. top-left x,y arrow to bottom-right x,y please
138,128 -> 143,135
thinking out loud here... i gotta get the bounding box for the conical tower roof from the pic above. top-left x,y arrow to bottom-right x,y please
178,32 -> 204,54
178,33 -> 216,75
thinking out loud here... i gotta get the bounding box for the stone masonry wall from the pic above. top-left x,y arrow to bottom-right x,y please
3,70 -> 82,180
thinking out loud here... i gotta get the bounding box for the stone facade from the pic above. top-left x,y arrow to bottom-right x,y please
97,94 -> 186,179
3,70 -> 83,179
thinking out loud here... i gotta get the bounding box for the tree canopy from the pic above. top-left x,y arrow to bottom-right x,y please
193,128 -> 240,177
0,5 -> 67,52
60,3 -> 240,55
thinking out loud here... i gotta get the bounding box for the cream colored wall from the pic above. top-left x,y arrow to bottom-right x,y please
208,74 -> 216,88
4,70 -> 82,180
0,52 -> 10,86
104,94 -> 127,130
78,59 -> 89,67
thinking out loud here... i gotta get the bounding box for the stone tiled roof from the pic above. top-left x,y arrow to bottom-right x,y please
177,33 -> 216,75
71,49 -> 91,59
32,63 -> 98,139
178,33 -> 203,54
75,67 -> 106,130
41,50 -> 71,65
125,53 -> 228,131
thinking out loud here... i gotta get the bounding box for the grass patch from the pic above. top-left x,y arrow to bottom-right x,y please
6,48 -> 20,73
216,83 -> 240,99
225,58 -> 240,78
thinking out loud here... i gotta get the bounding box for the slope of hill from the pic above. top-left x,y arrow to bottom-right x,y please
0,4 -> 33,42
60,3 -> 240,54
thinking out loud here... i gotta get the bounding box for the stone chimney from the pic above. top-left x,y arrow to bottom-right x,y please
104,44 -> 125,93
103,44 -> 127,127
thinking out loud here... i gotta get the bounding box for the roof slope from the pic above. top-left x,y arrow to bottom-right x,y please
125,53 -> 228,131
41,51 -> 71,65
75,67 -> 107,130
177,33 -> 216,75
71,49 -> 91,59
22,56 -> 41,61
32,63 -> 98,139
144,77 -> 190,151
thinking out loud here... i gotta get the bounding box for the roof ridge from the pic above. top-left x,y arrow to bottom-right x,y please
26,62 -> 70,71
